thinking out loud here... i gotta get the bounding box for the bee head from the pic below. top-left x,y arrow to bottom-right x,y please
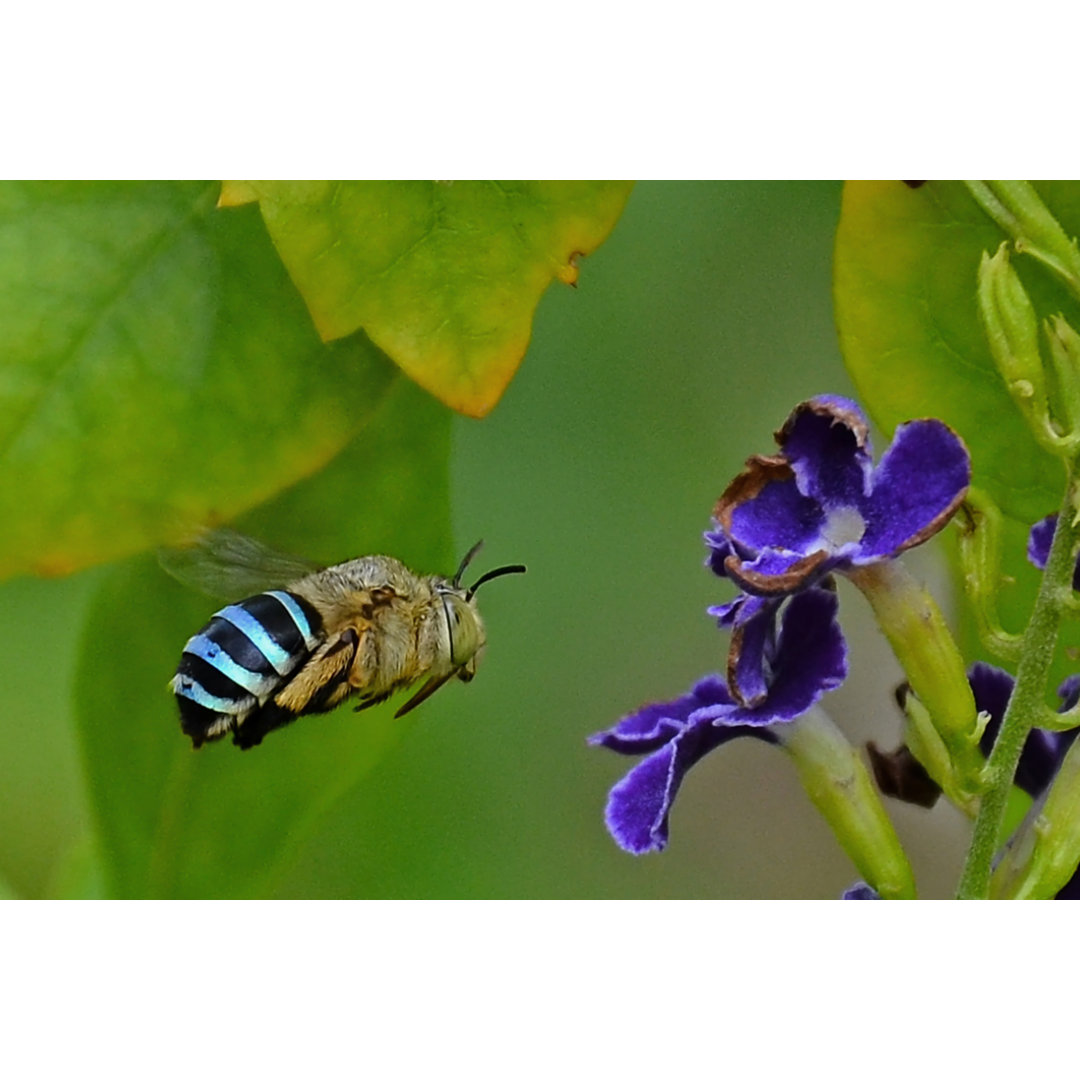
440,541 -> 526,669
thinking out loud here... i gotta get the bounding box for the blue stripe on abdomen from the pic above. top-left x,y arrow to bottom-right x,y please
265,590 -> 320,650
215,603 -> 296,674
171,671 -> 255,715
182,634 -> 282,699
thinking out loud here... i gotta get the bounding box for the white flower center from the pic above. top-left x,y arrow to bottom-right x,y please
821,506 -> 866,551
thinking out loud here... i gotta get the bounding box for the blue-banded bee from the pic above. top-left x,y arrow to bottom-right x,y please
164,531 -> 525,750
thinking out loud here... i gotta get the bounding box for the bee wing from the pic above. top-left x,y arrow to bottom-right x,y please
158,528 -> 324,598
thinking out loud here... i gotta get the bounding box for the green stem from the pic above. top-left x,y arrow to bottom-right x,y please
956,466 -> 1080,898
781,707 -> 916,899
848,560 -> 984,801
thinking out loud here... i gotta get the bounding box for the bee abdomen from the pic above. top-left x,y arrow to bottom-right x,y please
171,589 -> 323,747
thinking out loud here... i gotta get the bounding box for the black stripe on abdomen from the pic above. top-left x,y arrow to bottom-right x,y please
237,592 -> 322,658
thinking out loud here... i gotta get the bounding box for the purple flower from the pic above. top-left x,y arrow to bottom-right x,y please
970,662 -> 1080,899
873,663 -> 1079,810
589,588 -> 846,854
708,396 -> 970,598
973,662 -> 1079,799
704,397 -> 967,707
1027,514 -> 1080,589
842,882 -> 881,899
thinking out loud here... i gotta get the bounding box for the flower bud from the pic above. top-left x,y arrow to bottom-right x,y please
1045,314 -> 1080,445
955,490 -> 1022,660
977,243 -> 1062,452
966,181 -> 1080,303
991,737 -> 1080,899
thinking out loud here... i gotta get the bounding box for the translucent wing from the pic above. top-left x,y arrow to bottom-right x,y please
158,528 -> 324,599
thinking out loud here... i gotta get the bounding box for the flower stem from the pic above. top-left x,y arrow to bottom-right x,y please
848,560 -> 983,803
956,466 -> 1080,899
781,707 -> 916,899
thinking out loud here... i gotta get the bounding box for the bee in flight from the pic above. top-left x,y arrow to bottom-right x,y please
164,531 -> 525,750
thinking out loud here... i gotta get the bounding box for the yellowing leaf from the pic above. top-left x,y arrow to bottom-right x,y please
234,181 -> 634,417
218,180 -> 258,207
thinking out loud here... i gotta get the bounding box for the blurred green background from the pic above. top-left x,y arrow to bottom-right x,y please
0,182 -> 970,898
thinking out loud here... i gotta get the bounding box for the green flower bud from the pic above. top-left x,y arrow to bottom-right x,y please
992,738 -> 1080,899
896,685 -> 976,814
1046,314 -> 1080,445
977,243 -> 1065,453
966,181 -> 1080,304
954,489 -> 1022,661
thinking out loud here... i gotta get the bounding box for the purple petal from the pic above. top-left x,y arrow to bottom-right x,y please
1028,514 -> 1056,571
1059,674 -> 1080,711
704,530 -> 734,579
714,453 -> 840,594
698,589 -> 846,728
588,675 -> 735,755
973,662 -> 1078,798
1027,515 -> 1080,590
724,546 -> 834,597
728,475 -> 825,555
775,397 -> 874,508
749,588 -> 847,722
724,594 -> 780,707
857,420 -> 970,561
842,882 -> 881,899
812,395 -> 875,432
707,597 -> 742,626
970,661 -> 1015,728
1018,730 -> 1076,798
603,716 -> 772,854
602,737 -> 686,854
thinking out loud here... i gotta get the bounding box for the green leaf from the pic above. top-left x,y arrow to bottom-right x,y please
73,378 -> 452,897
0,181 -> 396,580
224,180 -> 635,417
834,181 -> 1080,672
833,181 -> 1080,526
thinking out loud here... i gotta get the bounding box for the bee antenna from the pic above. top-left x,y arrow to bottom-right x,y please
466,563 -> 527,600
452,540 -> 485,588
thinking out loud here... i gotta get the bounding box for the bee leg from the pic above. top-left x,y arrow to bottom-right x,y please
233,675 -> 361,749
232,702 -> 296,750
273,628 -> 362,716
394,670 -> 457,718
353,692 -> 392,713
234,631 -> 364,750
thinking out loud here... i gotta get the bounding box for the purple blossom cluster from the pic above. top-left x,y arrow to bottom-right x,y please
591,397 -> 971,858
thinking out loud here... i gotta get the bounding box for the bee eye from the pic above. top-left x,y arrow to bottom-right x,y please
442,592 -> 482,667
